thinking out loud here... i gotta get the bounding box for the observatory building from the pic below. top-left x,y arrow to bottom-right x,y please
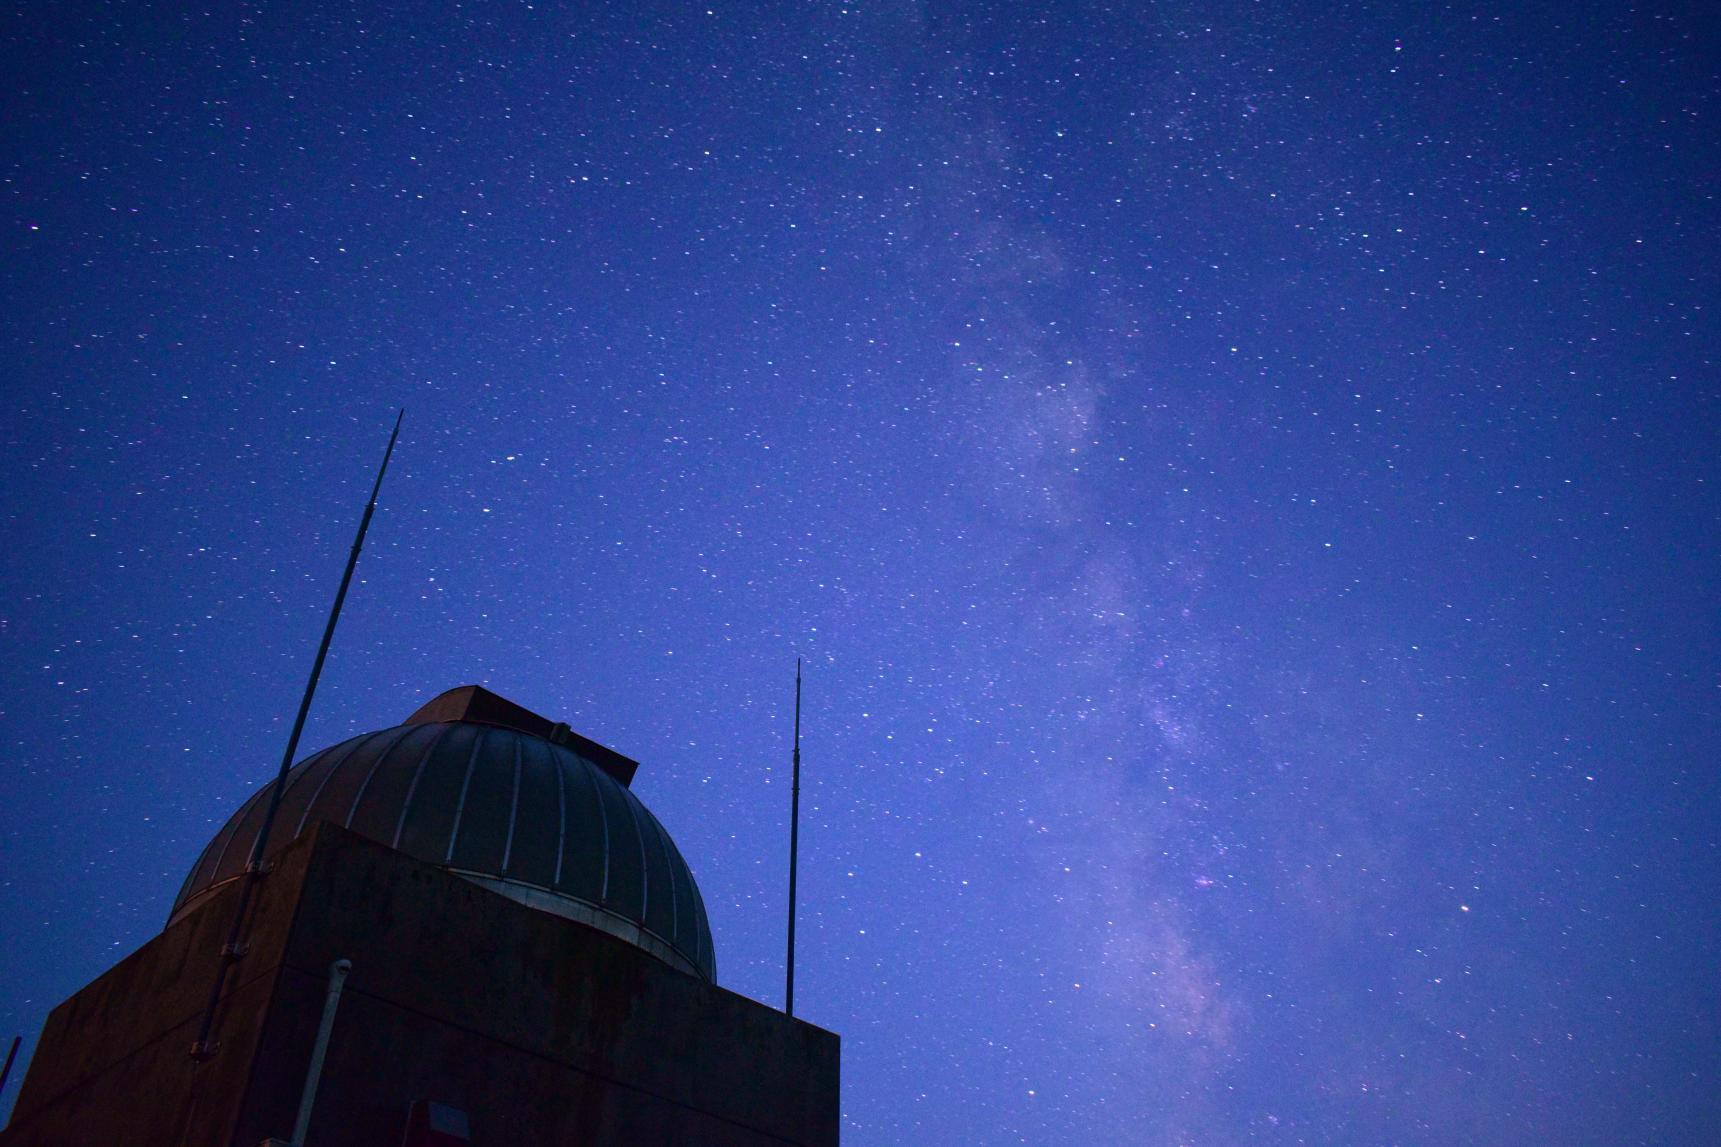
0,686 -> 838,1146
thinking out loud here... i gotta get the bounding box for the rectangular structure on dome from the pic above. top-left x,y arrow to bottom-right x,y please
404,685 -> 638,787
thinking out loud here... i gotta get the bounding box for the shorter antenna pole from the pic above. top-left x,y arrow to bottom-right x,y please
0,1034 -> 20,1097
190,411 -> 403,1059
786,658 -> 803,1016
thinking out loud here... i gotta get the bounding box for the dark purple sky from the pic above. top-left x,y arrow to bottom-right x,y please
3,2 -> 1716,1142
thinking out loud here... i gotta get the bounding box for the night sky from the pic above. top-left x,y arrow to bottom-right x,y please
2,2 -> 1717,1143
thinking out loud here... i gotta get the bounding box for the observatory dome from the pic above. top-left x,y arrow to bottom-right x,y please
170,686 -> 715,981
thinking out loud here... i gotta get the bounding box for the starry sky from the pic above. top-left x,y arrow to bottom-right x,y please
2,2 -> 1717,1143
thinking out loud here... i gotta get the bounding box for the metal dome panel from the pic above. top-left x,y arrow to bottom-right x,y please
171,717 -> 715,982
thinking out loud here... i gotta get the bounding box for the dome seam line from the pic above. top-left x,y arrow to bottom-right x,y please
392,724 -> 456,851
445,726 -> 487,864
345,725 -> 416,830
294,731 -> 382,839
551,741 -> 567,887
500,737 -> 523,873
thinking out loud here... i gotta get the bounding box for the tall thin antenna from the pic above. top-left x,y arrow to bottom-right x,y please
190,410 -> 403,1059
786,657 -> 803,1017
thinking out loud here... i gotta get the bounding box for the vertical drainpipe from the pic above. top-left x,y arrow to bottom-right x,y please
289,959 -> 353,1146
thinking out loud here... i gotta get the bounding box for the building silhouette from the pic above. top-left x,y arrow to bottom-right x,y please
0,685 -> 838,1146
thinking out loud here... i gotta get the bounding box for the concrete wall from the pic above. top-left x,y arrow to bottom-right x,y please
2,823 -> 839,1146
2,839 -> 303,1147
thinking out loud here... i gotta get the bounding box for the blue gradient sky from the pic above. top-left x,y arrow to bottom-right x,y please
3,3 -> 1717,1142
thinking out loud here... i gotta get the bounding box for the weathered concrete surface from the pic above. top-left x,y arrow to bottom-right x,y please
2,823 -> 839,1146
1,831 -> 309,1147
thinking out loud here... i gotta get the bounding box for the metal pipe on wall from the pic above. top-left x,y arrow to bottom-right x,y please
290,958 -> 353,1147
